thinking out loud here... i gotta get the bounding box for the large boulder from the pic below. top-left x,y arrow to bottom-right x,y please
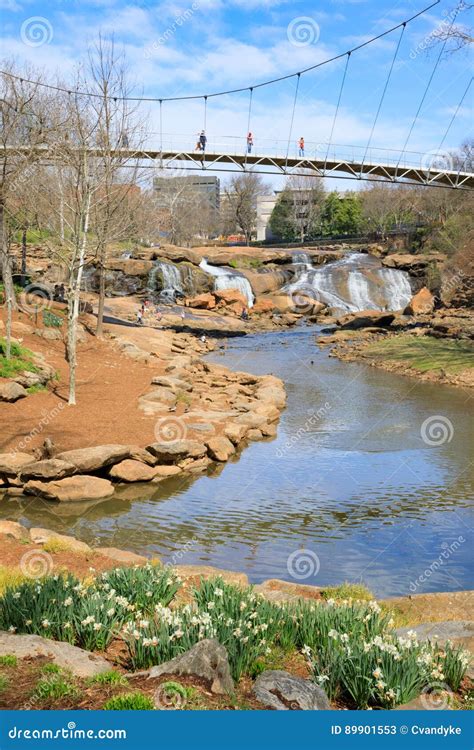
0,453 -> 35,477
263,294 -> 294,313
0,520 -> 28,541
109,459 -> 161,483
224,423 -> 248,445
184,293 -> 216,310
241,269 -> 290,296
146,440 -> 206,464
213,289 -> 247,308
382,253 -> 444,276
0,381 -> 28,402
0,632 -> 112,678
19,459 -> 77,482
336,311 -> 396,330
146,639 -> 234,695
206,436 -> 235,462
25,475 -> 114,502
55,445 -> 134,473
251,299 -> 276,315
404,287 -> 435,315
253,670 -> 330,710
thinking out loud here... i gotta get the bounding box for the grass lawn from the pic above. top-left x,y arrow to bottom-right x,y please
364,334 -> 474,375
0,339 -> 39,379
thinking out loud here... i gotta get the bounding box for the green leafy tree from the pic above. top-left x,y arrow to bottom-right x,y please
322,191 -> 363,236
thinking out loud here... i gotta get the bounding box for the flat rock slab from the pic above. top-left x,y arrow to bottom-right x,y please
29,528 -> 91,554
147,639 -> 234,695
253,670 -> 330,710
25,476 -> 114,503
0,453 -> 35,477
96,547 -> 149,565
20,459 -> 77,482
0,632 -> 112,678
174,565 -> 248,588
255,579 -> 322,604
146,440 -> 206,464
55,445 -> 134,473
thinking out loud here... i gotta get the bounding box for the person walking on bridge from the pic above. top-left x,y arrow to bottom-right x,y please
199,130 -> 207,152
247,132 -> 254,154
298,137 -> 305,157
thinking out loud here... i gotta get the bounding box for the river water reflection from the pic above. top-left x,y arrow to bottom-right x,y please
5,328 -> 473,597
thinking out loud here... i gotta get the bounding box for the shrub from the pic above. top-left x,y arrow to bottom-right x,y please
0,674 -> 9,693
40,663 -> 63,675
102,692 -> 155,710
88,670 -> 128,686
0,574 -> 83,644
34,674 -> 80,701
96,564 -> 181,613
0,654 -> 17,667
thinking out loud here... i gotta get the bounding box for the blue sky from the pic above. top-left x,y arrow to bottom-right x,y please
0,0 -> 472,188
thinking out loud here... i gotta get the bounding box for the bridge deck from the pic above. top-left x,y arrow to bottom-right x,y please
2,146 -> 472,188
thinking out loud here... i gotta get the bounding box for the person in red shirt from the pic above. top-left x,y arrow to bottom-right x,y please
247,132 -> 254,154
298,137 -> 305,157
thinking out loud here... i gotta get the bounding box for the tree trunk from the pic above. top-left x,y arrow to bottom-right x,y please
21,228 -> 27,286
67,191 -> 91,406
0,198 -> 16,359
96,243 -> 106,337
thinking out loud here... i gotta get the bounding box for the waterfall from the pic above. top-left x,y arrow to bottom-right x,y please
148,260 -> 183,301
286,252 -> 412,313
199,258 -> 254,307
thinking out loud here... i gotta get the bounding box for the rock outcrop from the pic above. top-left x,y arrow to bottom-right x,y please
146,639 -> 234,695
253,670 -> 330,710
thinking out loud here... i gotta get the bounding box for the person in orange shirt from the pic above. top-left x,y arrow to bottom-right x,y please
247,132 -> 254,154
298,136 -> 305,157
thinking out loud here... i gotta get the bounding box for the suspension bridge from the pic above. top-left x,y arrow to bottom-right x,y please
1,1 -> 473,189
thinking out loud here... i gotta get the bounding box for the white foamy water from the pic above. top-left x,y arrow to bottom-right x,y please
286,252 -> 412,313
199,258 -> 254,307
149,261 -> 183,299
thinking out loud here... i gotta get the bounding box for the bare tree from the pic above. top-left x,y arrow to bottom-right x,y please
0,63 -> 56,358
85,35 -> 145,336
430,2 -> 473,52
224,173 -> 267,244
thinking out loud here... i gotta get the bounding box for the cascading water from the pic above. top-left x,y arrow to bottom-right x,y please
148,260 -> 183,301
285,252 -> 412,313
199,258 -> 254,307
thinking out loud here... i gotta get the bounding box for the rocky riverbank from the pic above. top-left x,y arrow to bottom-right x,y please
0,304 -> 286,503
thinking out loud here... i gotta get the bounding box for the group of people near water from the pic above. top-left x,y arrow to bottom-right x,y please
195,132 -> 306,156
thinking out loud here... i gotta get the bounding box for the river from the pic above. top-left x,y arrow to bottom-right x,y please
5,327 -> 473,598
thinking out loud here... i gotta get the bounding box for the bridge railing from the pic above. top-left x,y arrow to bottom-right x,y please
148,133 -> 444,171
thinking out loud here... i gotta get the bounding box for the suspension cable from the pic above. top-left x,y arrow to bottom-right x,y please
203,95 -> 207,132
244,87 -> 253,168
285,74 -> 301,170
324,52 -> 351,172
395,6 -> 459,173
0,2 -> 439,103
437,77 -> 472,158
361,23 -> 406,171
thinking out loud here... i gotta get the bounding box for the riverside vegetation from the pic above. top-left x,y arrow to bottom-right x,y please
0,565 -> 469,711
